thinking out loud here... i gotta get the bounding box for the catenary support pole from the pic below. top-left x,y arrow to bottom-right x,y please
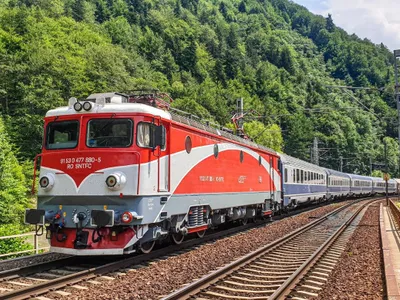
385,140 -> 389,206
395,50 -> 400,179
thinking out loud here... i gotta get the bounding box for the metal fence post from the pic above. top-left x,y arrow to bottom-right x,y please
34,234 -> 38,254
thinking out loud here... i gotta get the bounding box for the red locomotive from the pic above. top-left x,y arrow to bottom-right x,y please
25,91 -> 282,255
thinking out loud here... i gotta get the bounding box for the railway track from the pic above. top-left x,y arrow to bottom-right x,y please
162,198 -> 379,300
0,200 -> 338,300
0,198 -> 368,300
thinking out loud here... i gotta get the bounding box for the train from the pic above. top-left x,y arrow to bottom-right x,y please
24,91 -> 398,255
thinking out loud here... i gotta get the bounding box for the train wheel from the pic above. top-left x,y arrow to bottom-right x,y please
171,232 -> 184,244
196,230 -> 206,238
240,218 -> 248,225
139,240 -> 155,254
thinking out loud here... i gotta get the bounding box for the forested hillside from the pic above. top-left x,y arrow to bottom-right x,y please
0,0 -> 398,180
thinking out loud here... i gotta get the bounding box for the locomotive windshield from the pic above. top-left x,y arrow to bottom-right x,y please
86,118 -> 133,148
46,121 -> 79,149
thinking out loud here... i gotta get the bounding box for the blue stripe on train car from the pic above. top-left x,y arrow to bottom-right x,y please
328,186 -> 350,192
327,186 -> 350,196
283,183 -> 327,205
350,186 -> 372,194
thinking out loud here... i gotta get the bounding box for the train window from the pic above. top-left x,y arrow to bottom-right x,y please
284,168 -> 288,183
185,136 -> 192,153
293,169 -> 296,183
137,122 -> 166,150
240,150 -> 244,163
300,170 -> 304,183
296,169 -> 300,183
259,156 -> 262,166
88,119 -> 133,148
46,120 -> 79,150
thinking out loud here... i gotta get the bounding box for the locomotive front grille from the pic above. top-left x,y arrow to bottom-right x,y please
188,206 -> 206,227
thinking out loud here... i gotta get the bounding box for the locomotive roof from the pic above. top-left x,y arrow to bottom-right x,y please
45,102 -> 172,120
45,95 -> 278,156
170,112 -> 277,155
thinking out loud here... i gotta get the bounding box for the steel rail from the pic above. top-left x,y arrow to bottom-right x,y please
0,198 -> 336,280
269,198 -> 379,299
0,201 -> 331,300
0,257 -> 78,281
0,198 -> 361,300
162,197 -> 381,300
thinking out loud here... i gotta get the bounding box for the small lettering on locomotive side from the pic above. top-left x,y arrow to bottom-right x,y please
199,176 -> 224,182
238,175 -> 247,183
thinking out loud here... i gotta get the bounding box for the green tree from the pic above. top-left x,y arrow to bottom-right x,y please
244,121 -> 283,152
0,117 -> 28,225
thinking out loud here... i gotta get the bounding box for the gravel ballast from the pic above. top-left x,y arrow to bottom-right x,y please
317,202 -> 384,300
0,252 -> 69,272
50,202 -> 349,300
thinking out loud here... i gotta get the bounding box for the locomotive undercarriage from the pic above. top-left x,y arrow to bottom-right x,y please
26,195 -> 278,255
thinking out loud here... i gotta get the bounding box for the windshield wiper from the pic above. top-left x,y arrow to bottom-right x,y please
97,113 -> 116,134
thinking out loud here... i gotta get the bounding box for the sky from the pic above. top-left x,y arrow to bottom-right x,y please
292,0 -> 400,51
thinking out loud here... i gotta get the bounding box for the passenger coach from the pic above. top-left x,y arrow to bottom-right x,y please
326,169 -> 350,200
348,174 -> 373,196
280,154 -> 327,207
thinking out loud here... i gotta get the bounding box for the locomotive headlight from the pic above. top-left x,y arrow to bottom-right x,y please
106,175 -> 117,188
83,101 -> 92,111
73,101 -> 83,112
39,174 -> 55,191
105,172 -> 126,191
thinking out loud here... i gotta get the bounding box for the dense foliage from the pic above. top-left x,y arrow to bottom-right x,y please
0,117 -> 31,256
0,0 -> 399,178
0,117 -> 28,224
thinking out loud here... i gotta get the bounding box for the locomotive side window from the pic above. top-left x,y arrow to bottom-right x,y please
46,121 -> 79,150
137,122 -> 166,150
87,119 -> 133,148
284,168 -> 288,183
